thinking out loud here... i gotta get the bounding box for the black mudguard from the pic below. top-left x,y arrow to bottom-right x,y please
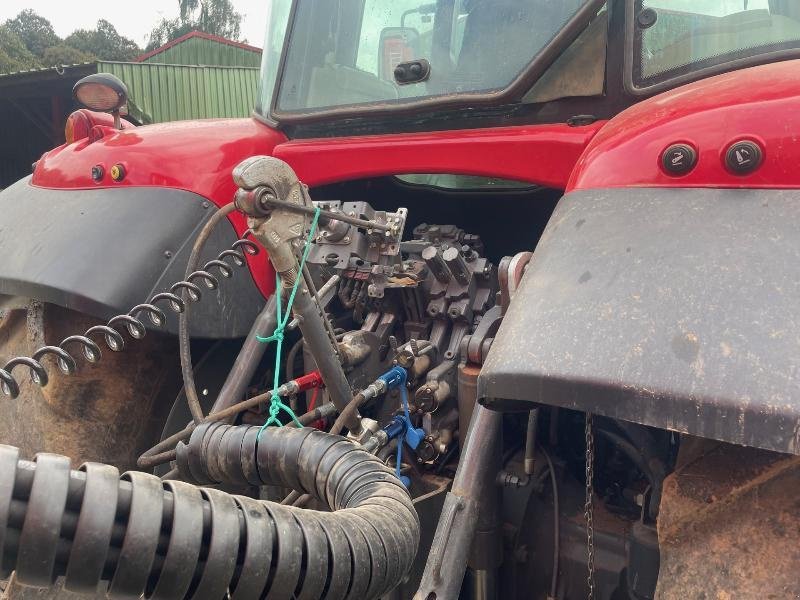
478,187 -> 800,455
0,178 -> 264,338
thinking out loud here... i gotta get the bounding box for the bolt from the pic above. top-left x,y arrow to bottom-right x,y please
202,201 -> 209,209
343,236 -> 350,243
257,190 -> 276,211
163,250 -> 173,259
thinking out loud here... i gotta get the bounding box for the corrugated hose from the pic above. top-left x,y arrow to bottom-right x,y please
0,424 -> 419,599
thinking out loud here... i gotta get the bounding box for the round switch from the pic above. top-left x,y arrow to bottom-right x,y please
725,140 -> 762,175
110,163 -> 126,182
661,144 -> 697,175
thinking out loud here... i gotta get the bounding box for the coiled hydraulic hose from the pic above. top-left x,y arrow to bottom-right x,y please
0,425 -> 419,599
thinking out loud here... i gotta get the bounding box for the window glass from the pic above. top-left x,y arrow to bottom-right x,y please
638,0 -> 800,84
255,0 -> 293,116
273,0 -> 591,113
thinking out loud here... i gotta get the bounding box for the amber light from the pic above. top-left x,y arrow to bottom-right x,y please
64,111 -> 91,144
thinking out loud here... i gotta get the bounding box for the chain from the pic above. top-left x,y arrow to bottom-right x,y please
584,412 -> 596,600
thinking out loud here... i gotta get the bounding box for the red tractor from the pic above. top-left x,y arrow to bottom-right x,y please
0,1 -> 798,598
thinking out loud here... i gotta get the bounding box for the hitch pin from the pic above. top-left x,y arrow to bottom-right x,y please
252,188 -> 393,232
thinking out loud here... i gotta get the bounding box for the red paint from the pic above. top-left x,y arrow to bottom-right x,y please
135,30 -> 262,62
32,118 -> 603,298
66,109 -> 135,144
33,118 -> 287,297
569,60 -> 800,191
273,123 -> 605,189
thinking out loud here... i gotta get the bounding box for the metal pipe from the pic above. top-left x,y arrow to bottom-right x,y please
287,273 -> 339,331
472,569 -> 498,600
209,294 -> 278,415
290,284 -> 361,431
414,403 -> 503,600
524,408 -> 540,476
253,189 -> 392,232
302,264 -> 338,348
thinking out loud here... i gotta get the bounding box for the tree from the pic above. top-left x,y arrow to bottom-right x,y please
65,20 -> 141,62
0,24 -> 41,74
146,0 -> 242,51
3,9 -> 59,58
41,44 -> 94,67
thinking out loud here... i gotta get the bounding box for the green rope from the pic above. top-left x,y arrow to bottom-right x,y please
256,207 -> 322,436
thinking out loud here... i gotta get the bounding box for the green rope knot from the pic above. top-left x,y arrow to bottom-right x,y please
257,206 -> 322,439
255,329 -> 283,344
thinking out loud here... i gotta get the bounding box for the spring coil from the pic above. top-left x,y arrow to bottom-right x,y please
0,233 -> 261,399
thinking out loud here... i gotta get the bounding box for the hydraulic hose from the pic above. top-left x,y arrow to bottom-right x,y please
180,203 -> 238,423
0,425 -> 419,600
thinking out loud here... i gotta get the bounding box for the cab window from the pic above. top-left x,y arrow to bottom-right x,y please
633,0 -> 800,89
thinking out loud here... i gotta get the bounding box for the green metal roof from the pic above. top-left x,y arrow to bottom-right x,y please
137,31 -> 262,68
99,61 -> 259,124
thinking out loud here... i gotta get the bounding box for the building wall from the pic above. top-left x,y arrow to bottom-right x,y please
140,36 -> 262,68
100,61 -> 259,124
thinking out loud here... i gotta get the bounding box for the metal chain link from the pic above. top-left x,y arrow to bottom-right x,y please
584,412 -> 596,600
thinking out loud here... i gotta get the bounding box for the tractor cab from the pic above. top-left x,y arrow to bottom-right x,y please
2,3 -> 800,600
255,0 -> 800,136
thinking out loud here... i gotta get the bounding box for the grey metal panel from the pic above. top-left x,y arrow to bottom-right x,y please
0,178 -> 264,338
478,187 -> 800,455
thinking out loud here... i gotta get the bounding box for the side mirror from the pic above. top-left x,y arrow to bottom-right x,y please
73,73 -> 128,129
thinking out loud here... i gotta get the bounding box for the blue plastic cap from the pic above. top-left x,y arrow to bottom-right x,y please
404,425 -> 426,450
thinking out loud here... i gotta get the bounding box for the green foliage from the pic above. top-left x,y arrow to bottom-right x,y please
4,9 -> 59,57
0,11 -> 142,74
65,20 -> 141,62
41,44 -> 94,67
0,24 -> 41,73
146,0 -> 243,51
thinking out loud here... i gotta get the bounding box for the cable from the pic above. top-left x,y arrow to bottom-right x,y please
285,338 -> 304,386
329,391 -> 367,436
178,203 -> 238,424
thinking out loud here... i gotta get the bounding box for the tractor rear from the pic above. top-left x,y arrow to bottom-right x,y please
0,1 -> 799,599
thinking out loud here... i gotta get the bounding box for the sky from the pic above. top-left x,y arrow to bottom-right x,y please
0,0 -> 268,49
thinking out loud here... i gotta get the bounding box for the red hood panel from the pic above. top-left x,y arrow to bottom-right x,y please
568,59 -> 800,191
33,118 -> 287,298
32,115 -> 605,297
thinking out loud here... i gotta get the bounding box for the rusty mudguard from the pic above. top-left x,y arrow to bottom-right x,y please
478,187 -> 800,455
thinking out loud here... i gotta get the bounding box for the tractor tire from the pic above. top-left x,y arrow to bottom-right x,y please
0,299 -> 184,599
0,298 -> 181,472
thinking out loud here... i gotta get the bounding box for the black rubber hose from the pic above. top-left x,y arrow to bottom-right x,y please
0,425 -> 419,600
180,203 -> 238,424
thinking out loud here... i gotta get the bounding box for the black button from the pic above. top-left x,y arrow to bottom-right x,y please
91,165 -> 104,181
725,140 -> 762,175
662,144 -> 697,175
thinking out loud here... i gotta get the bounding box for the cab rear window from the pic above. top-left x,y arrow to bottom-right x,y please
631,0 -> 800,91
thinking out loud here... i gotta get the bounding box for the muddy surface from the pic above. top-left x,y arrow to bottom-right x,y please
656,437 -> 800,599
